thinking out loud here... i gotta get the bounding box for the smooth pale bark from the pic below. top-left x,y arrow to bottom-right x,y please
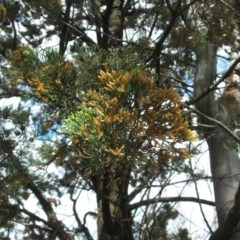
209,183 -> 240,240
194,43 -> 240,239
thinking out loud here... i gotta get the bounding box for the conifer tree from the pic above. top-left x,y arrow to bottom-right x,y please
1,1 -> 240,239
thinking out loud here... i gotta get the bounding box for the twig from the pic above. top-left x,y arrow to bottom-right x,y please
189,160 -> 213,233
185,104 -> 240,144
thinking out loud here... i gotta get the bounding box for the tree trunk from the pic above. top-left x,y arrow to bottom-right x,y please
101,0 -> 123,48
92,1 -> 132,238
91,170 -> 133,240
194,43 -> 240,239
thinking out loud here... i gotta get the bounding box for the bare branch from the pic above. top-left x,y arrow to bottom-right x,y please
28,182 -> 73,240
189,160 -> 213,233
70,190 -> 94,240
130,196 -> 215,211
21,208 -> 51,227
185,104 -> 240,144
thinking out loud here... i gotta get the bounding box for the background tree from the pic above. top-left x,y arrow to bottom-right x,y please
1,0 -> 240,240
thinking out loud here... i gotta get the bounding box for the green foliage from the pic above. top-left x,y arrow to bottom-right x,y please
0,104 -> 35,230
11,46 -> 79,118
63,105 -> 99,142
62,68 -> 196,178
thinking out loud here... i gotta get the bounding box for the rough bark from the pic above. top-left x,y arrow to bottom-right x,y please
89,1 -> 134,239
92,170 -> 133,240
194,43 -> 240,239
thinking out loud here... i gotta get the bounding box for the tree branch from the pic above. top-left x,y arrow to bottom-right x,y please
209,182 -> 240,240
21,208 -> 51,227
145,1 -> 181,74
129,196 -> 215,211
70,190 -> 94,240
28,181 -> 73,240
189,160 -> 213,233
185,104 -> 240,144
